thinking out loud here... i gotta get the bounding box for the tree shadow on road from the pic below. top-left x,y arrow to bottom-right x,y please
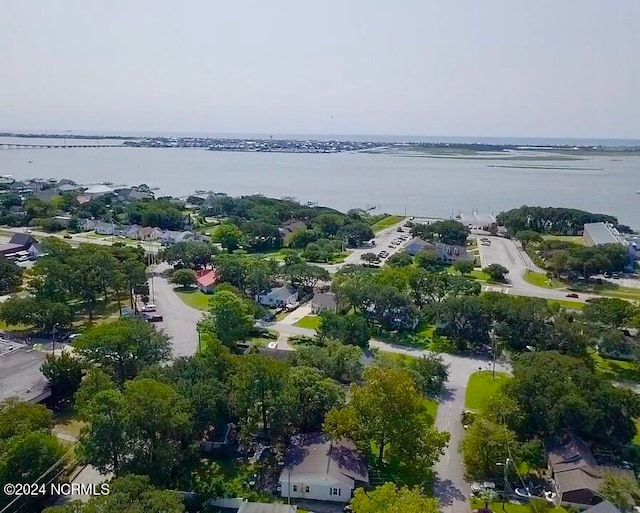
434,476 -> 467,507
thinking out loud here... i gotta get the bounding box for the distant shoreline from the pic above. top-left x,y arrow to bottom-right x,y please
2,132 -> 639,155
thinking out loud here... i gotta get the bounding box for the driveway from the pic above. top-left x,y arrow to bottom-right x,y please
279,304 -> 312,325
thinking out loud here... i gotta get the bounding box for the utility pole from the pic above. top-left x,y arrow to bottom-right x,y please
52,323 -> 59,355
490,324 -> 498,378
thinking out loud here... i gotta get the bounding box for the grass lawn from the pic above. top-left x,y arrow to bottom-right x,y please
53,410 -> 86,442
294,315 -> 321,330
371,215 -> 405,233
523,270 -> 563,289
471,499 -> 568,513
541,234 -> 586,246
469,270 -> 491,282
447,267 -> 490,282
0,319 -> 31,332
175,287 -> 210,311
635,419 -> 640,444
465,371 -> 510,411
547,299 -> 585,310
591,349 -> 640,383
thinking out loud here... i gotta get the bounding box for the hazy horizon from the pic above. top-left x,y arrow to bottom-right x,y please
2,1 -> 638,139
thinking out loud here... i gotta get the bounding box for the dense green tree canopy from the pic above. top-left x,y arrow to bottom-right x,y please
200,290 -> 254,347
411,219 -> 469,246
497,206 -> 616,235
78,378 -> 195,485
504,352 -> 640,448
74,319 -> 172,384
324,366 -> 449,466
41,351 -> 85,402
43,474 -> 186,513
0,255 -> 23,294
170,268 -> 198,288
350,483 -> 440,513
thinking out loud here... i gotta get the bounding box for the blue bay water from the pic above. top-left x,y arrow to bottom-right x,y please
1,137 -> 639,226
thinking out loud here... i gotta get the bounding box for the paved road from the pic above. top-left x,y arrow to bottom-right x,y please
477,235 -> 597,303
151,263 -> 204,358
1,226 -> 161,253
271,321 -> 512,513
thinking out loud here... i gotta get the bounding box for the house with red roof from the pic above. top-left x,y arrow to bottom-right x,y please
197,269 -> 218,294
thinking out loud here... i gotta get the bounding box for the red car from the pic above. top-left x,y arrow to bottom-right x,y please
566,293 -> 579,298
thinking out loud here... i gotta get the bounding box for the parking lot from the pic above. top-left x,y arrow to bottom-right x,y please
374,228 -> 411,262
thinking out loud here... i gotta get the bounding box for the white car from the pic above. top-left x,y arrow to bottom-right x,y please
140,304 -> 156,312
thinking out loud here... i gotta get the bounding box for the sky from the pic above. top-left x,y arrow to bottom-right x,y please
1,1 -> 639,138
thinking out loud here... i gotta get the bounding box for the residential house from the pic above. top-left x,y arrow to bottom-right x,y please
115,187 -> 154,202
55,179 -> 76,188
33,188 -> 61,202
79,219 -> 97,232
200,422 -> 232,453
279,220 -> 307,237
28,243 -> 47,259
310,292 -> 338,314
52,215 -> 72,228
95,222 -> 117,235
8,233 -> 37,251
138,226 -> 163,240
76,194 -> 91,205
113,224 -> 138,238
582,501 -> 622,513
404,238 -> 436,256
257,285 -> 298,308
158,230 -> 195,244
279,432 -> 368,503
548,437 -> 635,507
207,498 -> 296,513
435,243 -> 474,264
197,270 -> 219,293
9,181 -> 32,194
84,184 -> 114,198
0,176 -> 15,188
57,184 -> 80,193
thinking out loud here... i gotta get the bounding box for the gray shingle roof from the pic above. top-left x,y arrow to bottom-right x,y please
283,432 -> 368,486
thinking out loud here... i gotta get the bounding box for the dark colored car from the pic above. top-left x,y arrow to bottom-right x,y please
566,293 -> 579,298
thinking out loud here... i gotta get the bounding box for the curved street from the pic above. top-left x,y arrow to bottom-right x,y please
154,272 -> 512,513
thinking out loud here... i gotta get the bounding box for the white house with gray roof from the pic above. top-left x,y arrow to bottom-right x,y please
279,433 -> 368,503
257,285 -> 298,308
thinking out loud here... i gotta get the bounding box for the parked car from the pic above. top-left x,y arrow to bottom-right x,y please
471,482 -> 496,495
68,333 -> 82,342
612,273 -> 620,279
566,293 -> 579,298
144,313 -> 163,322
141,304 -> 156,312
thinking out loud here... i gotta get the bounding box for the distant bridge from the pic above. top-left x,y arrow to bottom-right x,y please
0,143 -> 124,150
